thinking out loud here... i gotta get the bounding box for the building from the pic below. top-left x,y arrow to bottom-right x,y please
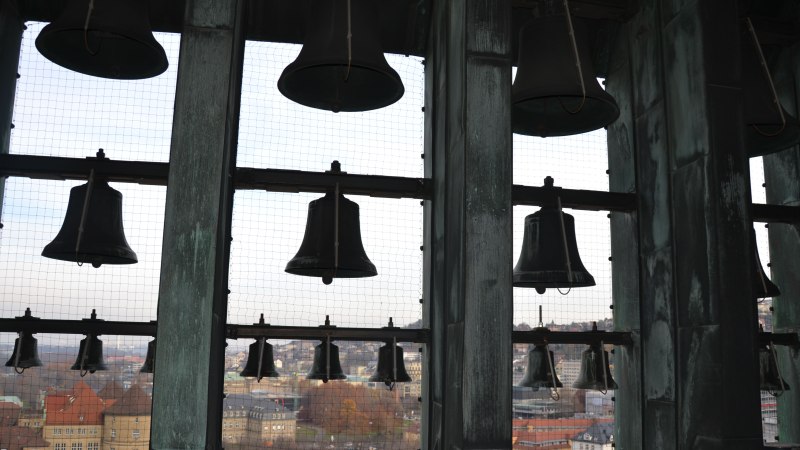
101,385 -> 151,450
42,381 -> 104,450
569,422 -> 614,450
0,425 -> 50,450
245,403 -> 296,447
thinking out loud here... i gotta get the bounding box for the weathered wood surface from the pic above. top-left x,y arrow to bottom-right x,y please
151,0 -> 243,448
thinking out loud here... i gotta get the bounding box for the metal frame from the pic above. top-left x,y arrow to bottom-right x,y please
2,153 -> 798,221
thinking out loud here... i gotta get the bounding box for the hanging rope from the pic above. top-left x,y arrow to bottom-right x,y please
746,17 -> 786,137
559,0 -> 587,114
83,0 -> 99,55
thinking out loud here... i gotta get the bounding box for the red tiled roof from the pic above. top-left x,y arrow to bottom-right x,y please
97,380 -> 125,401
45,381 -> 105,426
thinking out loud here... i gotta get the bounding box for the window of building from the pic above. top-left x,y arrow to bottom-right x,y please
55,444 -> 66,450
71,443 -> 82,450
132,430 -> 141,439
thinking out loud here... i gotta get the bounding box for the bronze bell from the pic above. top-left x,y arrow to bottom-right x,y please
240,338 -> 280,381
512,7 -> 619,137
307,338 -> 347,383
573,344 -> 618,392
277,0 -> 404,112
286,162 -> 376,284
35,0 -> 168,79
71,335 -> 108,375
370,343 -> 412,386
751,228 -> 780,299
514,177 -> 595,293
741,19 -> 800,157
518,343 -> 562,390
42,156 -> 137,268
5,332 -> 43,374
139,340 -> 155,374
760,341 -> 790,395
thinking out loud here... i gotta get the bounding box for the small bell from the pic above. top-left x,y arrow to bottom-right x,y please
760,341 -> 790,395
70,335 -> 108,375
35,0 -> 168,79
140,340 -> 155,374
307,339 -> 346,383
240,314 -> 279,381
5,332 -> 43,374
573,345 -> 618,392
518,343 -> 563,391
511,2 -> 619,137
513,177 -> 595,292
286,162 -> 377,284
277,0 -> 404,112
369,320 -> 412,387
42,150 -> 137,268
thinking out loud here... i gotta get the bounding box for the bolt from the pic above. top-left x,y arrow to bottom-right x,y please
608,256 -> 613,261
16,73 -> 20,79
420,245 -> 424,251
606,169 -> 610,174
765,223 -> 769,228
609,305 -> 614,310
419,298 -> 424,304
607,213 -> 611,218
10,123 -> 14,129
420,153 -> 425,159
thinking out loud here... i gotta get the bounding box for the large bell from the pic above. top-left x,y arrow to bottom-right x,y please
35,0 -> 168,79
240,338 -> 280,381
286,163 -> 376,284
518,344 -> 563,390
512,11 -> 619,137
139,340 -> 155,374
307,339 -> 347,383
42,177 -> 137,268
573,344 -> 618,392
759,342 -> 790,394
514,178 -> 595,292
752,228 -> 780,298
5,332 -> 43,373
370,343 -> 412,386
741,20 -> 800,157
70,335 -> 108,374
277,0 -> 404,112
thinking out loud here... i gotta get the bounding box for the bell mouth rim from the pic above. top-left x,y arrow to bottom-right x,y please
511,96 -> 620,137
40,251 -> 138,266
35,27 -> 169,80
277,62 -> 405,112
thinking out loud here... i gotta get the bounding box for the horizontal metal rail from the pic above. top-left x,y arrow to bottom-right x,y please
512,329 -> 633,346
2,154 -> 799,219
2,316 -> 795,349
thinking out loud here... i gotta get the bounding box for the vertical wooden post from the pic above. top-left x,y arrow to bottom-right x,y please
150,0 -> 244,448
764,43 -> 800,444
0,0 -> 23,221
424,0 -> 513,448
611,0 -> 763,447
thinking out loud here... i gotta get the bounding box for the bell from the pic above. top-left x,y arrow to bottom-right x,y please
5,332 -> 43,373
518,343 -> 563,390
240,338 -> 279,381
286,162 -> 376,284
741,20 -> 800,157
42,177 -> 137,268
35,0 -> 168,79
512,12 -> 619,137
369,343 -> 412,386
513,178 -> 595,292
759,342 -> 790,394
751,228 -> 780,298
139,340 -> 155,374
573,344 -> 618,392
70,335 -> 108,374
277,0 -> 404,112
307,339 -> 347,382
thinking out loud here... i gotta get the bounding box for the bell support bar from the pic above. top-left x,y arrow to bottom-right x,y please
2,316 -> 797,348
1,153 -> 799,219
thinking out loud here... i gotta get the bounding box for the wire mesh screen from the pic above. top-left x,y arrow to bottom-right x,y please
226,41 -> 424,449
751,158 -> 781,444
1,23 -> 176,450
10,23 -> 179,162
512,127 -> 614,448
